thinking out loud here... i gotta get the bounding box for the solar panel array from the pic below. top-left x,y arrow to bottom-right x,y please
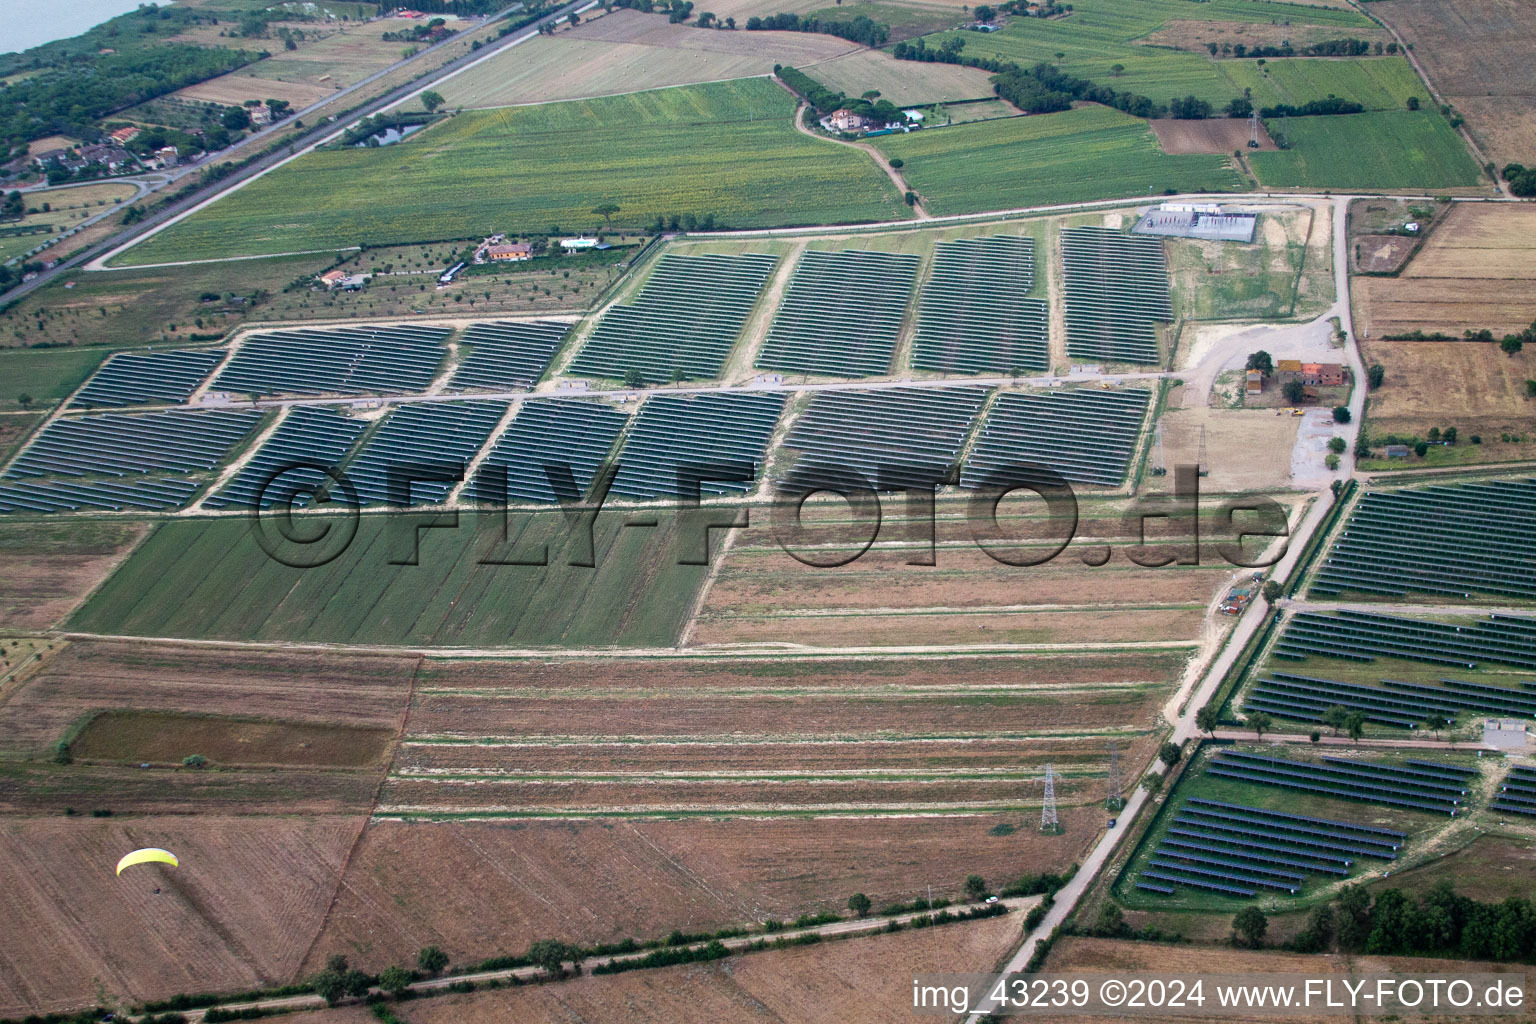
70,349 -> 224,409
776,386 -> 989,493
203,406 -> 368,510
0,475 -> 205,514
609,392 -> 787,501
1245,670 -> 1536,730
213,324 -> 449,397
911,236 -> 1049,375
345,400 -> 508,506
1493,764 -> 1536,818
1209,752 -> 1464,815
5,409 -> 262,481
757,250 -> 919,378
569,253 -> 778,384
1312,480 -> 1536,601
447,320 -> 570,392
1273,610 -> 1536,671
470,398 -> 628,505
961,388 -> 1148,489
1060,226 -> 1170,366
1138,798 -> 1401,898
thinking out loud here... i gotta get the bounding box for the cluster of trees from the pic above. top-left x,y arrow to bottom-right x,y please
1259,97 -> 1365,119
1287,881 -> 1536,962
382,17 -> 450,42
1502,164 -> 1536,198
1207,37 -> 1395,59
338,111 -> 437,147
746,13 -> 889,46
774,66 -> 905,126
997,0 -> 1073,16
609,0 -> 694,22
0,44 -> 260,152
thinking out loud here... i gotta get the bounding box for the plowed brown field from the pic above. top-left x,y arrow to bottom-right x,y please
0,520 -> 149,630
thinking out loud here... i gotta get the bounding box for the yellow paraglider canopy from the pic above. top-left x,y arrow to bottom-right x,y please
116,848 -> 179,876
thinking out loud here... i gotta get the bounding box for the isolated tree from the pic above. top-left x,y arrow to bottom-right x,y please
53,741 -> 71,764
1233,906 -> 1269,948
623,367 -> 646,389
1309,730 -> 1321,744
1282,379 -> 1306,404
1144,771 -> 1164,794
1196,702 -> 1220,737
528,939 -> 580,978
1090,903 -> 1127,938
417,946 -> 449,975
592,202 -> 620,228
379,965 -> 411,996
848,892 -> 872,917
1323,705 -> 1349,736
1262,580 -> 1281,602
965,874 -> 988,900
1248,711 -> 1273,739
1415,440 -> 1430,457
1367,363 -> 1384,388
1328,436 -> 1346,454
1245,350 -> 1273,375
1345,711 -> 1367,742
16,393 -> 31,408
181,754 -> 208,768
421,90 -> 445,113
1110,63 -> 1125,77
1332,406 -> 1351,423
1406,95 -> 1420,111
313,969 -> 347,1006
1158,741 -> 1183,767
1501,335 -> 1523,356
1442,425 -> 1458,444
975,3 -> 994,20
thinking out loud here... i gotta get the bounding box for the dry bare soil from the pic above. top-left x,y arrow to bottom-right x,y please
0,815 -> 358,1018
0,520 -> 150,630
1370,0 -> 1536,167
1151,118 -> 1275,155
1354,204 -> 1536,338
303,816 -> 1057,973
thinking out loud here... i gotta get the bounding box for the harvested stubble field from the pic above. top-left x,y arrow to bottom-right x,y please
71,509 -> 708,648
1151,117 -> 1275,155
804,48 -> 999,105
1356,338 -> 1536,468
0,412 -> 39,456
0,760 -> 382,816
0,815 -> 357,1017
119,78 -> 907,264
440,11 -> 857,108
1370,0 -> 1536,167
0,520 -> 150,630
304,814 -> 1089,972
0,640 -> 417,757
1354,204 -> 1536,339
394,908 -> 1022,1023
70,711 -> 396,769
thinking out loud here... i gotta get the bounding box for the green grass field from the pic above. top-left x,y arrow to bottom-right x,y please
1251,111 -> 1485,190
874,106 -> 1244,215
0,347 -> 112,410
915,0 -> 1375,107
1221,57 -> 1427,113
117,78 -> 908,265
70,509 -> 709,648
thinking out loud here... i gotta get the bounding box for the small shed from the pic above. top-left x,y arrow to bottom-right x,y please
1245,369 -> 1263,394
1384,444 -> 1411,459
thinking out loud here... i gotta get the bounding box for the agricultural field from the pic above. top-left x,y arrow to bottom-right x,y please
0,413 -> 39,461
0,816 -> 358,1018
1369,0 -> 1536,167
1150,117 -> 1275,155
873,106 -> 1244,216
438,10 -> 857,108
1356,339 -> 1536,468
1353,203 -> 1536,338
0,520 -> 150,630
373,909 -> 1022,1023
0,182 -> 137,262
1250,111 -> 1485,191
304,814 -> 1088,973
911,0 -> 1376,108
69,509 -> 710,648
0,346 -> 112,410
116,78 -> 908,265
804,47 -> 998,105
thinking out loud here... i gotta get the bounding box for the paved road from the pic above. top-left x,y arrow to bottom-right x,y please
179,895 -> 1040,1022
0,0 -> 588,301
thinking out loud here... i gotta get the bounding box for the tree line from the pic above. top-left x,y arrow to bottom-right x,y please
1288,880 -> 1536,962
1501,163 -> 1536,197
1208,37 -> 1397,59
1259,97 -> 1365,119
746,12 -> 889,46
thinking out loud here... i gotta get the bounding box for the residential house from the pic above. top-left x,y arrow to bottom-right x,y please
318,269 -> 348,289
486,242 -> 532,262
108,126 -> 141,146
828,109 -> 867,132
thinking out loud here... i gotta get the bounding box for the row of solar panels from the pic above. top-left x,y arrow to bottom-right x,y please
1210,752 -> 1464,815
1274,609 -> 1536,671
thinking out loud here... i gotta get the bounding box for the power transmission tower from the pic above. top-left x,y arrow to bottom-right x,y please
1249,111 -> 1261,149
1197,424 -> 1210,477
1105,741 -> 1124,812
1150,421 -> 1166,477
1040,763 -> 1062,834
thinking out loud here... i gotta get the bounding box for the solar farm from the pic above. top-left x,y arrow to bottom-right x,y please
203,406 -> 368,511
568,253 -> 778,384
776,386 -> 989,493
1136,797 -> 1404,898
910,236 -> 1049,376
1272,609 -> 1536,671
343,400 -> 509,506
1492,765 -> 1536,818
0,408 -> 262,513
1206,752 -> 1468,815
446,320 -> 570,392
1060,226 -> 1171,366
1311,480 -> 1536,601
756,249 -> 920,378
470,398 -> 629,506
211,324 -> 450,397
69,349 -> 226,409
608,392 -> 786,501
961,387 -> 1149,489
